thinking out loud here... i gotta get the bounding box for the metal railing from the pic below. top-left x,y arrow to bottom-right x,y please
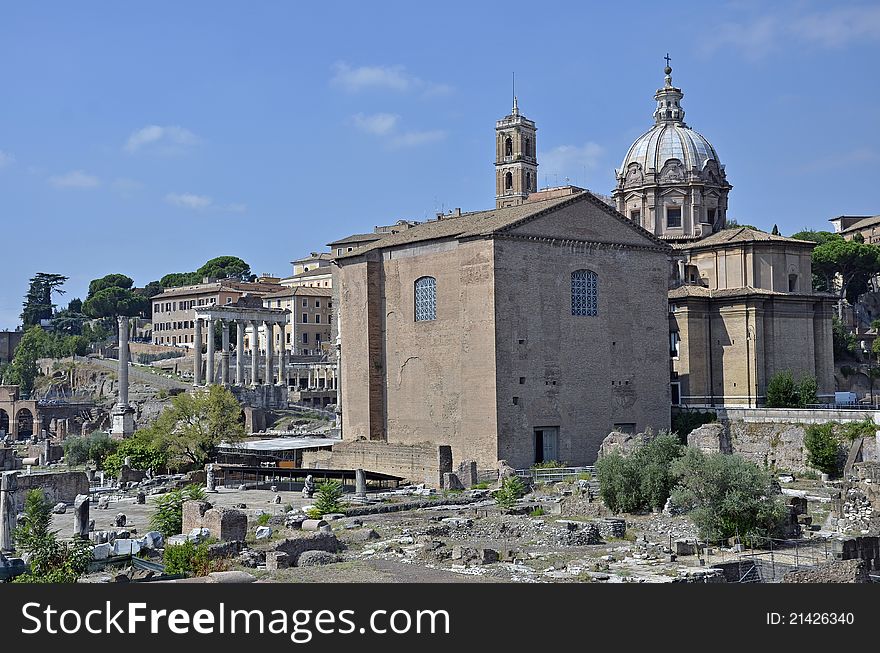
514,466 -> 595,484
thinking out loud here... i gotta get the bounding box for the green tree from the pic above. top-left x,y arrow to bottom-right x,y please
811,238 -> 880,319
146,385 -> 246,467
63,432 -> 118,468
791,231 -> 841,291
101,430 -> 168,477
150,484 -> 207,537
765,370 -> 818,408
832,316 -> 857,360
12,489 -> 92,583
494,475 -> 526,510
140,281 -> 164,300
596,433 -> 685,513
196,256 -> 251,282
307,480 -> 344,518
670,449 -> 787,542
20,273 -> 68,327
82,286 -> 149,320
159,272 -> 201,288
3,326 -> 51,397
87,274 -> 133,299
724,218 -> 760,230
803,423 -> 841,476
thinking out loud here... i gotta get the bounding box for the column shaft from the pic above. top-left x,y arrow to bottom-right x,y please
206,318 -> 215,385
264,322 -> 274,386
236,321 -> 245,385
250,321 -> 260,386
193,318 -> 203,385
221,320 -> 230,385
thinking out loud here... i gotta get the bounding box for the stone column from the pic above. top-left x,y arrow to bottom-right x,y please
206,318 -> 215,385
193,317 -> 203,386
0,471 -> 18,552
236,321 -> 245,386
73,494 -> 89,540
264,321 -> 274,386
355,468 -> 366,498
221,320 -> 230,386
250,321 -> 260,386
117,315 -> 130,407
277,324 -> 286,386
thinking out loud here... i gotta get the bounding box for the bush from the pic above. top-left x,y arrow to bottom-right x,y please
162,538 -> 216,576
529,507 -> 546,517
102,431 -> 168,478
671,449 -> 787,542
306,480 -> 344,518
804,423 -> 841,476
596,433 -> 685,513
839,417 -> 876,441
470,482 -> 490,490
149,484 -> 207,537
12,489 -> 92,583
256,513 -> 271,526
671,410 -> 717,441
62,431 -> 119,468
531,460 -> 567,469
494,475 -> 526,510
765,371 -> 818,408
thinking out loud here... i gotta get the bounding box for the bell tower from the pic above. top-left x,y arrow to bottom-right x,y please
495,96 -> 538,208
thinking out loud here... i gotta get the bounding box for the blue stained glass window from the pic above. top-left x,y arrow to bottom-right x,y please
415,276 -> 436,321
571,269 -> 598,316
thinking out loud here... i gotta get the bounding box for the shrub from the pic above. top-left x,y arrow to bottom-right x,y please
63,431 -> 118,468
494,475 -> 526,510
102,431 -> 168,478
765,371 -> 819,408
529,507 -> 546,517
531,460 -> 567,469
671,410 -> 716,441
839,417 -> 876,441
307,479 -> 344,518
256,513 -> 271,526
596,434 -> 684,513
149,484 -> 207,537
162,538 -> 215,576
12,489 -> 92,583
804,423 -> 841,476
470,482 -> 490,490
671,449 -> 787,542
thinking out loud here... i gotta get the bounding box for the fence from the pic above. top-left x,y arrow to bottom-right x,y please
514,466 -> 595,484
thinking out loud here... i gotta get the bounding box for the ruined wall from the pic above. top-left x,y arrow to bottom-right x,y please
301,440 -> 452,487
12,471 -> 89,513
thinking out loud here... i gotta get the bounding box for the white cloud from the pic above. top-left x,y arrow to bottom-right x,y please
166,192 -> 212,209
703,6 -> 880,59
125,125 -> 199,153
390,130 -> 447,148
48,170 -> 101,189
165,193 -> 247,213
538,143 -> 604,183
352,112 -> 400,135
0,150 -> 14,167
331,62 -> 452,97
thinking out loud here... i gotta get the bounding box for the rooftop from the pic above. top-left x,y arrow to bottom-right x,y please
672,227 -> 815,251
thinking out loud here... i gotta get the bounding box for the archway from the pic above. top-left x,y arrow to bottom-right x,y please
16,408 -> 33,439
0,409 -> 8,435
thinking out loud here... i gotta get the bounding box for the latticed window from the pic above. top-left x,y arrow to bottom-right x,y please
414,276 -> 437,321
571,269 -> 598,316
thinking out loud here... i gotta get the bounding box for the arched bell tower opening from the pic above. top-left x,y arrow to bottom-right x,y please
495,96 -> 538,208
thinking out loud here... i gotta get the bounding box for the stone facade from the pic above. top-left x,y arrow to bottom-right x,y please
336,192 -> 672,470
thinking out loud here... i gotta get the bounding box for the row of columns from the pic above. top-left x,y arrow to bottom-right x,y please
193,317 -> 288,388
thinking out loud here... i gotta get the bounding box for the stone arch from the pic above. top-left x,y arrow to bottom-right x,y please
0,409 -> 8,435
504,136 -> 513,156
16,408 -> 33,439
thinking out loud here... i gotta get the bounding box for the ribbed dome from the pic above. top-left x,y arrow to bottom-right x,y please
621,123 -> 720,173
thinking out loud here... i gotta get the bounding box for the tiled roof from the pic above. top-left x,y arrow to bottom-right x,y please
336,191 -> 668,259
672,227 -> 814,251
154,280 -> 285,299
263,286 -> 332,299
840,215 -> 880,233
327,233 -> 383,247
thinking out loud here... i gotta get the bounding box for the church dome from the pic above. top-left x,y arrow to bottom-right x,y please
621,123 -> 720,174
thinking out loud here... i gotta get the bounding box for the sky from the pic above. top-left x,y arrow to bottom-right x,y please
0,0 -> 878,329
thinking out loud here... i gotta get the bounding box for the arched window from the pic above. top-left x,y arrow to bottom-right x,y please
504,137 -> 513,156
526,172 -> 531,190
571,269 -> 598,316
524,137 -> 531,157
415,276 -> 436,322
505,171 -> 513,190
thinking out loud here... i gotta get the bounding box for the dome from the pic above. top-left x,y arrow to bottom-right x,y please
620,123 -> 721,174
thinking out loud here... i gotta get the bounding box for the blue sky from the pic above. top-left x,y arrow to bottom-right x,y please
1,0 -> 878,328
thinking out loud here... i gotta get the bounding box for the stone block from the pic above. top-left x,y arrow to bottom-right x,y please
255,526 -> 273,540
274,532 -> 339,566
265,551 -> 290,570
302,519 -> 328,531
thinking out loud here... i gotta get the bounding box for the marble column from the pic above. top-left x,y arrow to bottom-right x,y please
117,316 -> 130,407
264,321 -> 274,386
236,321 -> 245,386
206,318 -> 215,385
221,320 -> 230,386
73,494 -> 89,540
193,317 -> 203,386
250,320 -> 260,386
